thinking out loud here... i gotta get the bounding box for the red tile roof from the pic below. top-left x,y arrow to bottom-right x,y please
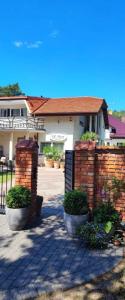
27,96 -> 107,115
0,95 -> 27,100
108,115 -> 125,138
0,95 -> 107,114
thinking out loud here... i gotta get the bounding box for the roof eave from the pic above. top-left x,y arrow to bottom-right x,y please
33,112 -> 99,116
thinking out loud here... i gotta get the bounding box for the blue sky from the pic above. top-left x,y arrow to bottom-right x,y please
0,0 -> 125,110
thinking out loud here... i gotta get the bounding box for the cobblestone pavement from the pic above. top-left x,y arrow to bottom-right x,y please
37,167 -> 64,201
0,168 -> 124,300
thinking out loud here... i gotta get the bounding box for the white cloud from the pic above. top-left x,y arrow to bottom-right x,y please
13,40 -> 43,49
49,30 -> 59,39
25,41 -> 43,48
13,41 -> 23,48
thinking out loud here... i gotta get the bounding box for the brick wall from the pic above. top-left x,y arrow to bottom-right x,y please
74,142 -> 125,220
15,140 -> 38,222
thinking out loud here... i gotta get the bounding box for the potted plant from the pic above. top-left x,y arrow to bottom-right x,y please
43,145 -> 54,168
53,149 -> 61,168
60,160 -> 65,170
53,155 -> 60,168
6,185 -> 31,231
93,202 -> 120,228
60,154 -> 65,170
63,190 -> 88,236
80,131 -> 98,142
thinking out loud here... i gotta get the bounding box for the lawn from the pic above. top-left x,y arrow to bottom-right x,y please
0,172 -> 14,184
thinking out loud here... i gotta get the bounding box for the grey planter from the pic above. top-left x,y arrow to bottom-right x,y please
6,206 -> 30,231
64,211 -> 88,236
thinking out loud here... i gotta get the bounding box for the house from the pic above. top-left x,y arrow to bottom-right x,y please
0,95 -> 108,160
105,114 -> 125,145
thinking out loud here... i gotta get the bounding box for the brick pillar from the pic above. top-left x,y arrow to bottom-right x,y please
74,141 -> 96,210
15,140 -> 38,222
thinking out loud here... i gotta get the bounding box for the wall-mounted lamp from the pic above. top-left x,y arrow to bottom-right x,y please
69,116 -> 72,122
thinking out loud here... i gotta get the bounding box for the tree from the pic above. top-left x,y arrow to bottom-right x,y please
0,83 -> 24,96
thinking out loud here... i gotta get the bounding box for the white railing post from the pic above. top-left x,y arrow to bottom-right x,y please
9,132 -> 14,160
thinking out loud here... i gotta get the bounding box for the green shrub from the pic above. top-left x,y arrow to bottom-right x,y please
64,190 -> 88,215
53,149 -> 62,161
93,202 -> 120,225
81,131 -> 98,141
43,145 -> 54,159
77,222 -> 109,249
43,146 -> 61,160
6,185 -> 31,209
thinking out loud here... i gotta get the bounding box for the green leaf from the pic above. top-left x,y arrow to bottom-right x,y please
104,221 -> 112,234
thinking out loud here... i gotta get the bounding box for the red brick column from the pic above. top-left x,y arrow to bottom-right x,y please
74,141 -> 96,210
15,140 -> 38,222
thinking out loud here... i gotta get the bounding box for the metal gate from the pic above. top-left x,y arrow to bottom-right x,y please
0,161 -> 14,213
65,150 -> 74,192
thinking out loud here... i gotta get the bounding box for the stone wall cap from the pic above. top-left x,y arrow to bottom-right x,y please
16,140 -> 39,150
75,141 -> 96,150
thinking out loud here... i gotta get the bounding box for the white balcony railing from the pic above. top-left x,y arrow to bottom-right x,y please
0,117 -> 45,131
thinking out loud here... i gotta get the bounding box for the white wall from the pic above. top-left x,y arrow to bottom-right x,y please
0,100 -> 26,109
38,116 -> 75,152
105,138 -> 125,146
0,131 -> 35,158
0,132 -> 10,157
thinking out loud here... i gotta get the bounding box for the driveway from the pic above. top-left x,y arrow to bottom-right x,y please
37,167 -> 64,201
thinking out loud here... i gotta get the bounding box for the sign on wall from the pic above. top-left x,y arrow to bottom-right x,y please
50,134 -> 67,142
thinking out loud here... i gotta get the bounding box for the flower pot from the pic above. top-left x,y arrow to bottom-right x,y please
54,161 -> 60,169
113,239 -> 121,246
45,159 -> 54,168
60,161 -> 65,170
64,211 -> 88,236
6,206 -> 30,231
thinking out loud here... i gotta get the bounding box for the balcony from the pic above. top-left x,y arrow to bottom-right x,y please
0,117 -> 45,131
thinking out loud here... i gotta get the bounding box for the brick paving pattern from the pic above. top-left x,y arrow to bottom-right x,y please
0,168 -> 123,300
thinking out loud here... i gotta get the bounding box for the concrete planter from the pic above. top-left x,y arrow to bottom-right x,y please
6,206 -> 30,231
60,161 -> 65,170
64,211 -> 88,236
45,159 -> 54,168
54,161 -> 60,169
36,196 -> 43,216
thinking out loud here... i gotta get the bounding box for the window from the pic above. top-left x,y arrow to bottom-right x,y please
84,116 -> 89,131
21,108 -> 27,116
92,115 -> 95,132
111,127 -> 116,134
40,142 -> 51,154
53,142 -> 64,152
11,109 -> 20,117
40,142 -> 64,154
0,108 -> 27,117
0,109 -> 10,117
